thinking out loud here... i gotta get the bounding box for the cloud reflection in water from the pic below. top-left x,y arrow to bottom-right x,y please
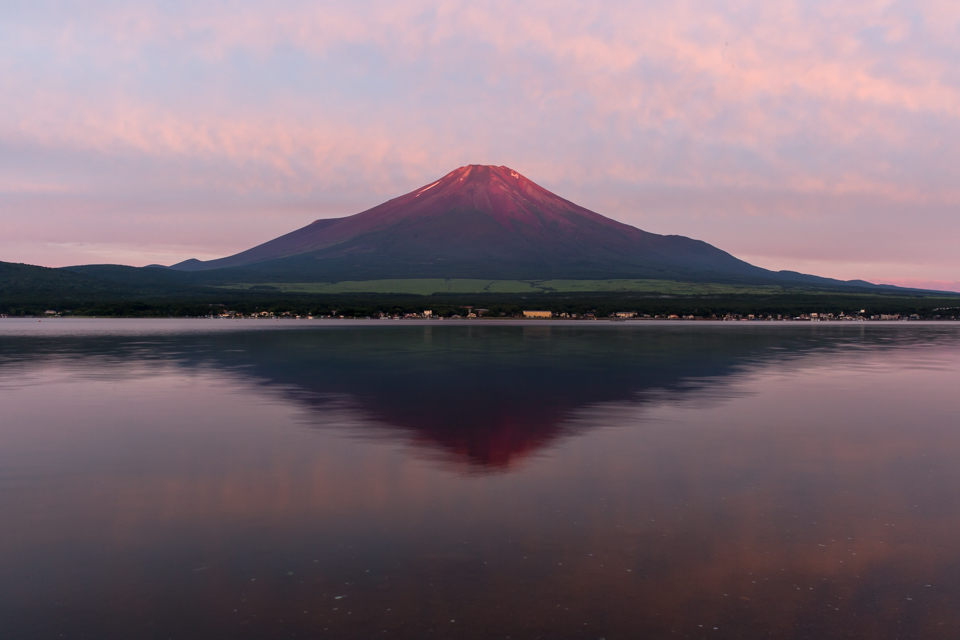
2,322 -> 960,639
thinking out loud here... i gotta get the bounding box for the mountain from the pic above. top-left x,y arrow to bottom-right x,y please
167,165 -> 787,284
16,164 -> 950,301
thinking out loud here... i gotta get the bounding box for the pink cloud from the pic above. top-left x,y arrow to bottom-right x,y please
1,1 -> 959,280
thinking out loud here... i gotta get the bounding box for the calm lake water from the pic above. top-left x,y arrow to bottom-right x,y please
2,319 -> 960,639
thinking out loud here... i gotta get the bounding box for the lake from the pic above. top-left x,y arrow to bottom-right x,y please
2,319 -> 959,639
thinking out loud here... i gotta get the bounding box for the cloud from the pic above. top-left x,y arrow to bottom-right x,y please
1,1 -> 959,278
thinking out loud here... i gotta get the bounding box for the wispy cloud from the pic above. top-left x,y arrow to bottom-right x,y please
1,1 -> 958,279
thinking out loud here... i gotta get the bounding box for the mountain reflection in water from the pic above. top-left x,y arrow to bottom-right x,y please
0,322 -> 927,470
2,321 -> 960,640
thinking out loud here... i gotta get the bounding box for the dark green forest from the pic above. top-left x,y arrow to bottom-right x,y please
3,260 -> 958,319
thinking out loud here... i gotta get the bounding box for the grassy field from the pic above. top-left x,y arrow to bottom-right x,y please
216,278 -> 789,296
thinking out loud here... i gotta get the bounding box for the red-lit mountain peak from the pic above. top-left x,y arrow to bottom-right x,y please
373,164 -> 628,236
170,164 -> 766,282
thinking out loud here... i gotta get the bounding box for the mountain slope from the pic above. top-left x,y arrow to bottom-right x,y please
170,165 -> 775,283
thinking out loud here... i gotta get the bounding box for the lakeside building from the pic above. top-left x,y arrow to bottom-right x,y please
523,310 -> 553,318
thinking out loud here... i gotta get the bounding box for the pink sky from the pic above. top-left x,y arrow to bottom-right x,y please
2,1 -> 959,290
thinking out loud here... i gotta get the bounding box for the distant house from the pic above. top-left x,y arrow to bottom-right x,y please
423,310 -> 433,317
615,312 -> 636,318
523,310 -> 552,318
